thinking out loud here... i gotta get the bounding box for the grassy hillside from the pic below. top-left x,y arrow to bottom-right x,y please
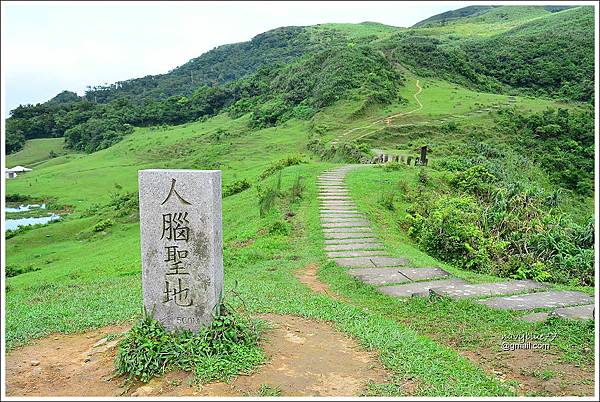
3,6 -> 596,396
462,6 -> 595,101
5,137 -> 73,168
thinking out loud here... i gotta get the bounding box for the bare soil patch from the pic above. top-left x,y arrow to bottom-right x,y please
294,263 -> 348,301
5,314 -> 390,397
460,347 -> 594,396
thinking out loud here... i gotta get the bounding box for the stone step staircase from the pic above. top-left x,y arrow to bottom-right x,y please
318,165 -> 595,322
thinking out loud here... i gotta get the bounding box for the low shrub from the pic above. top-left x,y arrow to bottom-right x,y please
258,154 -> 305,180
223,179 -> 251,197
5,264 -> 40,278
92,219 -> 114,232
115,299 -> 264,384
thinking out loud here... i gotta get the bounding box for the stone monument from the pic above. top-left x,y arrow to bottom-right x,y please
138,169 -> 223,332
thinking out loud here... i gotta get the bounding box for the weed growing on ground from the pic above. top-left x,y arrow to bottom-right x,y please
115,297 -> 265,384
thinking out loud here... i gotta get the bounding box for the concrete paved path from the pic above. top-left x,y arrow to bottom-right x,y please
318,166 -> 595,321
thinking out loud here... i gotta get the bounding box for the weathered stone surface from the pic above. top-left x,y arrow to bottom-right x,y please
400,267 -> 450,281
324,237 -> 381,244
321,217 -> 370,224
318,196 -> 352,200
320,213 -> 364,219
477,291 -> 594,311
318,191 -> 349,195
323,227 -> 373,233
553,304 -> 595,320
323,221 -> 371,228
323,242 -> 385,251
519,312 -> 550,323
327,250 -> 387,258
333,256 -> 409,268
138,169 -> 223,332
379,279 -> 467,298
324,232 -> 376,240
320,200 -> 355,204
320,207 -> 360,212
429,280 -> 546,299
347,267 -> 449,285
347,268 -> 410,285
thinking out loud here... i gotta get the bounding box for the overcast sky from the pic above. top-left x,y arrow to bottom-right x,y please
2,1 -> 475,115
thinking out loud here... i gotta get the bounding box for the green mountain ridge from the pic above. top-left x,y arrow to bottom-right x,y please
5,5 -> 595,155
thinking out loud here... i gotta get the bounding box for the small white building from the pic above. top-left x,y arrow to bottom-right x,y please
5,165 -> 32,179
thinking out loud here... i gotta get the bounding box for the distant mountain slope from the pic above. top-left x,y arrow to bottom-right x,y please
5,5 -> 595,155
85,26 -> 316,103
413,5 -> 574,28
412,5 -> 499,27
384,5 -> 594,101
462,6 -> 594,101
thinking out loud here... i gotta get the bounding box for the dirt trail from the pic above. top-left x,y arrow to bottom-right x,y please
294,263 -> 349,302
334,79 -> 424,144
5,314 -> 392,397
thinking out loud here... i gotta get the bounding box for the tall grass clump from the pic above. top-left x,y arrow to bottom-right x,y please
115,298 -> 265,384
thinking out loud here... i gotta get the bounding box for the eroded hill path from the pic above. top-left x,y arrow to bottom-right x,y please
5,314 -> 390,397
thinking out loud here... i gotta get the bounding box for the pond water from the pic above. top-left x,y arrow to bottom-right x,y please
5,203 -> 46,213
5,204 -> 59,231
4,215 -> 61,231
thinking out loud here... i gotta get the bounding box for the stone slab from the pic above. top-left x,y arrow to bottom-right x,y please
138,169 -> 223,332
429,280 -> 546,299
320,200 -> 355,204
327,250 -> 387,258
519,312 -> 550,323
324,242 -> 385,251
325,232 -> 378,240
333,256 -> 409,268
318,196 -> 353,200
324,237 -> 381,245
347,268 -> 411,285
553,304 -> 595,320
347,267 -> 448,286
318,191 -> 349,195
323,221 -> 371,228
321,218 -> 370,224
323,227 -> 373,233
477,291 -> 594,311
379,279 -> 467,298
400,267 -> 450,281
320,207 -> 360,212
320,213 -> 364,219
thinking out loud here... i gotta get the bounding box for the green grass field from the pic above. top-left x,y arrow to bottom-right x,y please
5,68 -> 594,395
5,137 -> 74,168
